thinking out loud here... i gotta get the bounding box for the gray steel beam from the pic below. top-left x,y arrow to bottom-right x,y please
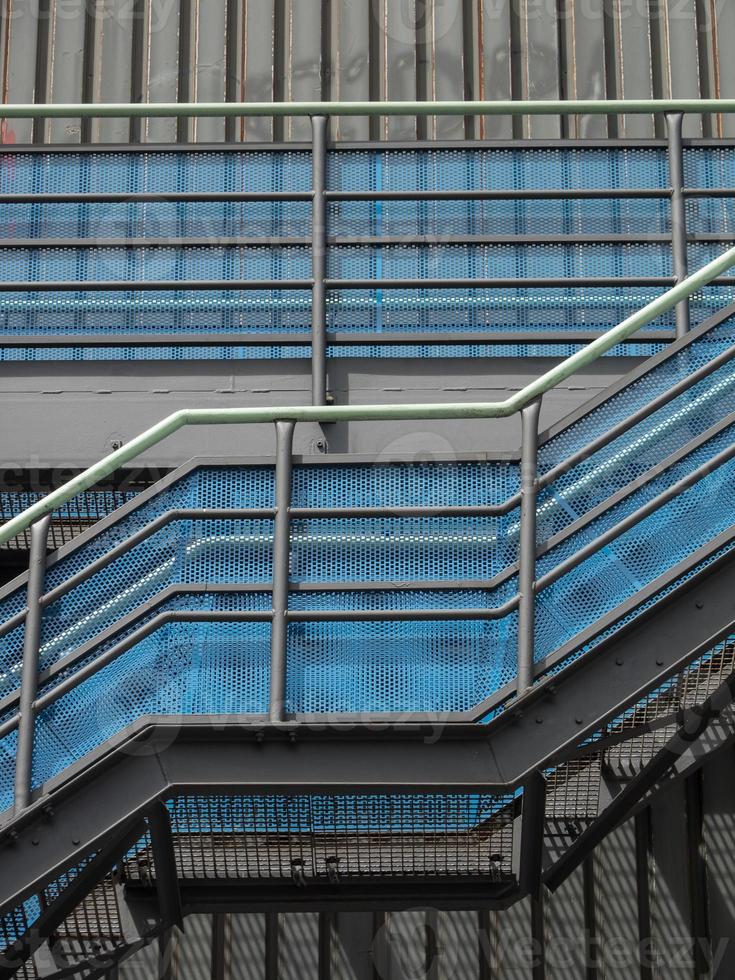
0,330 -> 674,349
13,515 -> 51,814
517,399 -> 541,694
0,816 -> 148,980
125,879 -> 519,915
518,772 -> 546,898
0,234 -> 693,250
666,114 -> 691,338
269,421 -> 295,722
0,276 -> 680,292
311,115 -> 328,407
544,670 -> 735,891
147,803 -> 183,932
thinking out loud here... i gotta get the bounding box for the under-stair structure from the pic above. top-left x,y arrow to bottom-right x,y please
2,100 -> 735,979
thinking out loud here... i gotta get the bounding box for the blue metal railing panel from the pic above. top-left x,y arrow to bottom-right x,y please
4,143 -> 727,361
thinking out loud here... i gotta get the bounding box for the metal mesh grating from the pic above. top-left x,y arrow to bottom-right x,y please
603,636 -> 735,774
0,827 -> 154,977
122,795 -> 515,882
0,150 -> 313,196
328,148 -> 670,192
0,898 -> 41,969
544,757 -> 602,822
0,490 -> 140,551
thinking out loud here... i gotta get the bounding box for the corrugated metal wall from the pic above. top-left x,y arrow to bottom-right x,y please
2,0 -> 735,145
112,747 -> 735,980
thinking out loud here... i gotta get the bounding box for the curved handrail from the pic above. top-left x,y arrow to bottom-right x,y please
3,99 -> 735,119
2,242 -> 735,547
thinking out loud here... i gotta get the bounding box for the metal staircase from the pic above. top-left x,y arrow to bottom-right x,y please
2,99 -> 735,977
1,276 -> 735,976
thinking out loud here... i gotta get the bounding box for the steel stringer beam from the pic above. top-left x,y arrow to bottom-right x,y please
0,544 -> 734,920
0,816 -> 148,980
124,878 -> 520,916
543,673 -> 735,892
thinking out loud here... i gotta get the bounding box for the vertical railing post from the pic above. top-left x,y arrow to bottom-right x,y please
666,112 -> 691,339
14,513 -> 51,814
517,397 -> 542,696
310,114 -> 328,407
269,420 -> 295,722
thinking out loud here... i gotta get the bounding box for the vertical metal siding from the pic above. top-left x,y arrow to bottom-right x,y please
279,913 -> 319,980
1,0 -> 733,143
594,820 -> 641,979
544,863 -> 587,978
241,0 -> 275,142
228,912 -> 267,980
3,0 -> 40,144
478,0 -> 514,140
140,0 -> 178,142
702,750 -> 735,977
648,783 -> 694,978
173,913 -> 213,979
331,0 -> 371,142
330,912 -> 373,980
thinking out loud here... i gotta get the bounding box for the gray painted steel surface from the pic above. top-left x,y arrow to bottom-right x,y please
0,357 -> 639,470
2,0 -> 735,145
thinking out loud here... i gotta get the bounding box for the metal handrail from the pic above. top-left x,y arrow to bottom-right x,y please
3,99 -> 735,119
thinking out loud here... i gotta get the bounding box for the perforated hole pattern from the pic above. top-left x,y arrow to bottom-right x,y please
1,145 -> 731,361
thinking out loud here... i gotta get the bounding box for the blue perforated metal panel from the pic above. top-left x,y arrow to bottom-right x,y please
0,144 -> 710,362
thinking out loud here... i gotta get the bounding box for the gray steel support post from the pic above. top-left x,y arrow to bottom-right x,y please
517,398 -> 542,696
519,770 -> 547,898
311,115 -> 328,406
13,514 -> 51,814
269,420 -> 296,722
666,113 -> 691,338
